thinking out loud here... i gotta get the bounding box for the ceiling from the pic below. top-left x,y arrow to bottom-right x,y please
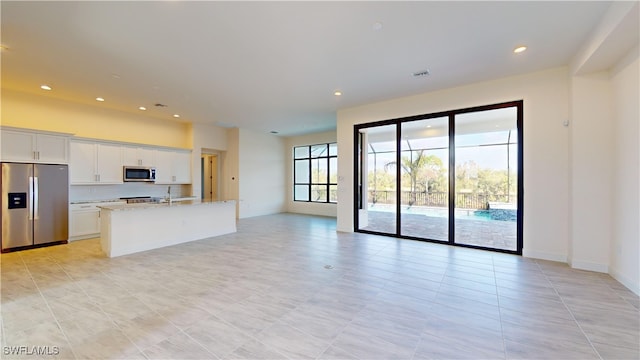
0,1 -> 619,136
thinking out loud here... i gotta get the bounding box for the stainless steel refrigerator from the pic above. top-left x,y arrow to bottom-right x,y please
1,163 -> 68,251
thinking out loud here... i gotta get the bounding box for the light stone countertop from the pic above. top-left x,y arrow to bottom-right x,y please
70,199 -> 123,204
97,199 -> 235,211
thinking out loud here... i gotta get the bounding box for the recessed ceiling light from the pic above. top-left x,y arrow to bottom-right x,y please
426,125 -> 432,128
173,114 -> 180,118
138,106 -> 146,111
513,46 -> 527,53
334,90 -> 342,96
96,97 -> 105,102
40,85 -> 52,91
372,22 -> 383,31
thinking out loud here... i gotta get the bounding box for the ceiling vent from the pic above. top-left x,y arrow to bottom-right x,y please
412,69 -> 430,77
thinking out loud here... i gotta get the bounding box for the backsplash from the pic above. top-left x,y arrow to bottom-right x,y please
70,183 -> 192,203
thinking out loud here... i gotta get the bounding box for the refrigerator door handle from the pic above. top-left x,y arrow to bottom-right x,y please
28,176 -> 34,220
33,177 -> 39,220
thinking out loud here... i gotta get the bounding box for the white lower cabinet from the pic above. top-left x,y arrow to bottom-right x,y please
70,201 -> 125,240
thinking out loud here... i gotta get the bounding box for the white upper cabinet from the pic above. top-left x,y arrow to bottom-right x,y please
96,143 -> 124,183
123,146 -> 155,167
70,140 -> 123,184
1,129 -> 69,164
154,149 -> 191,184
153,149 -> 172,184
68,138 -> 191,185
69,141 -> 95,183
172,151 -> 191,184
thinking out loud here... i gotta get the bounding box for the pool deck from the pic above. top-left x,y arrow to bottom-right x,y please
360,208 -> 517,251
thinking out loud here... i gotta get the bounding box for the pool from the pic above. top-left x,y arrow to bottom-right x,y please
367,204 -> 514,221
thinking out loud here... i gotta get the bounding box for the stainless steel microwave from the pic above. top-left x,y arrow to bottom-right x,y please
123,166 -> 156,182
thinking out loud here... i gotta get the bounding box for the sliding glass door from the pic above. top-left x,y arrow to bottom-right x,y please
356,124 -> 397,234
454,107 -> 518,251
354,101 -> 523,254
399,117 -> 449,241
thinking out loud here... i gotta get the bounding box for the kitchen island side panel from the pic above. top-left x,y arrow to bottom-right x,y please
100,200 -> 236,257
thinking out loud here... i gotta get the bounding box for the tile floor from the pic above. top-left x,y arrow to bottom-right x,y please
1,213 -> 638,359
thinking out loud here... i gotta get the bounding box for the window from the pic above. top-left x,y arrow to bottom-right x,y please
294,143 -> 337,203
354,100 -> 523,255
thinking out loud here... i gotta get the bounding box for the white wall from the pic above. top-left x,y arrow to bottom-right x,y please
237,128 -> 286,218
285,131 -> 338,217
566,1 -> 639,291
610,47 -> 639,294
337,67 -> 572,262
190,122 -> 228,199
569,72 -> 613,272
1,89 -> 191,148
224,128 -> 240,217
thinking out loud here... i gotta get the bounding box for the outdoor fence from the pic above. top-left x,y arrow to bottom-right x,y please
367,190 -> 513,210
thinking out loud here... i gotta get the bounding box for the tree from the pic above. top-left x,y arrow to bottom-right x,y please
385,150 -> 445,206
455,160 -> 480,192
456,160 -> 517,205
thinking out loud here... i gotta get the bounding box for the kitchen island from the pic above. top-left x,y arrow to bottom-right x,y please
99,200 -> 236,258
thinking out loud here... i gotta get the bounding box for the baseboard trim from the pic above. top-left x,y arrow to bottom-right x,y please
610,267 -> 640,296
523,249 -> 567,263
569,259 -> 609,273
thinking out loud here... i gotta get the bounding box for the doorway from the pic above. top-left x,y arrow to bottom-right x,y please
355,101 -> 523,254
201,153 -> 219,201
